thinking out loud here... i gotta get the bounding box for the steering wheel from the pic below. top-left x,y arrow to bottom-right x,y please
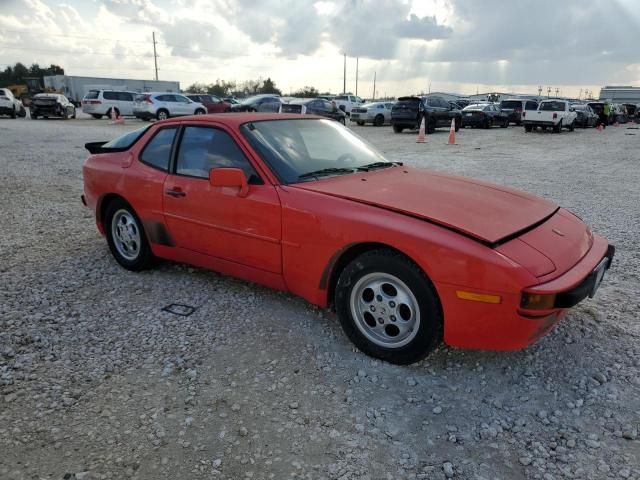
337,153 -> 357,166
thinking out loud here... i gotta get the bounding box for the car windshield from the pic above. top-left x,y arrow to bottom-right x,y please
500,101 -> 522,109
102,126 -> 150,149
462,104 -> 485,110
539,101 -> 566,111
241,118 -> 392,184
241,95 -> 269,105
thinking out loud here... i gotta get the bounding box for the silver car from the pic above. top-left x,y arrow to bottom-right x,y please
132,92 -> 207,121
349,102 -> 395,126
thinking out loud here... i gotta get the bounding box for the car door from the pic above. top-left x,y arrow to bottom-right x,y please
119,92 -> 134,115
162,124 -> 282,273
173,94 -> 194,115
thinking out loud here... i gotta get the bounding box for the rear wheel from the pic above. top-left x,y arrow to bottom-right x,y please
568,120 -> 575,132
335,249 -> 443,365
104,199 -> 154,271
501,118 -> 509,128
553,120 -> 562,133
374,114 -> 384,126
426,117 -> 436,134
454,118 -> 461,132
392,124 -> 404,133
156,109 -> 169,121
524,124 -> 533,132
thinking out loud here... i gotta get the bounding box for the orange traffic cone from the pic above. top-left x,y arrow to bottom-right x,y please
416,116 -> 426,143
447,118 -> 456,145
109,108 -> 125,125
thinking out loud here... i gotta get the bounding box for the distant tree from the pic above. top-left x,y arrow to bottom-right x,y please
186,82 -> 208,93
207,80 -> 236,97
291,86 -> 319,98
259,77 -> 281,95
0,62 -> 64,88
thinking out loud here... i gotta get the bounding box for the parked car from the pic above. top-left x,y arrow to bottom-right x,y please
461,103 -> 509,128
499,98 -> 539,125
0,87 -> 24,118
333,94 -> 364,115
82,90 -> 137,119
622,103 -> 637,118
571,103 -> 598,128
132,93 -> 207,121
350,102 -> 394,126
223,97 -> 239,105
280,98 -> 346,124
611,104 -> 629,124
523,100 -> 577,133
185,94 -> 231,113
82,113 -> 614,365
230,94 -> 281,113
587,102 -> 614,126
30,93 -> 76,119
391,95 -> 461,133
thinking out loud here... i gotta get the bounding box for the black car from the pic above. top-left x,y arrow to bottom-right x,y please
461,103 -> 509,128
230,94 -> 281,113
391,95 -> 461,133
571,103 -> 598,128
30,93 -> 76,119
280,98 -> 346,124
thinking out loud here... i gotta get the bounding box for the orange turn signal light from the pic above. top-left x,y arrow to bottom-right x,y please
520,293 -> 556,310
456,291 -> 502,304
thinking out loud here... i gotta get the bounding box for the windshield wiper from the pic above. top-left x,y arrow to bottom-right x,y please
297,167 -> 357,181
357,161 -> 403,171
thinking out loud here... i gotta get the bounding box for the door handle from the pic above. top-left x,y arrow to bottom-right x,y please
165,188 -> 186,198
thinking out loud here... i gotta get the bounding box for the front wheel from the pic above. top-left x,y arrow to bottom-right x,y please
105,199 -> 154,271
156,109 -> 169,121
374,114 -> 384,127
195,108 -> 206,115
568,120 -> 575,132
10,107 -> 16,119
335,249 -> 443,365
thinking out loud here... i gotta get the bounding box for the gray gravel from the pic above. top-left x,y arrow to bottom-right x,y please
1,113 -> 639,479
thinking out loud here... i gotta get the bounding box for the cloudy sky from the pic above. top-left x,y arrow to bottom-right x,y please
0,0 -> 639,98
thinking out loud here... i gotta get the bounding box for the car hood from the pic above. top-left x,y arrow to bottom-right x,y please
293,167 -> 558,244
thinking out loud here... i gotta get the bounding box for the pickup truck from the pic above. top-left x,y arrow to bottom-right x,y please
523,100 -> 577,133
332,94 -> 364,116
391,95 -> 462,133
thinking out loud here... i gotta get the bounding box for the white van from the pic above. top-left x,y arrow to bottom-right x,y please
82,90 -> 137,118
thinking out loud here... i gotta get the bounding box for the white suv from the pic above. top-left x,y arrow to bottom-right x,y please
132,93 -> 207,121
82,90 -> 137,119
0,88 -> 23,118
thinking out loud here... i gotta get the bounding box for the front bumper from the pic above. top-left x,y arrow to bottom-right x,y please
0,106 -> 14,115
442,234 -> 613,351
461,116 -> 485,126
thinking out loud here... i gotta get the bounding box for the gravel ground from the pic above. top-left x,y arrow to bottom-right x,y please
0,113 -> 639,480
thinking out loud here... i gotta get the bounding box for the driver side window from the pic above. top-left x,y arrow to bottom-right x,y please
175,126 -> 262,184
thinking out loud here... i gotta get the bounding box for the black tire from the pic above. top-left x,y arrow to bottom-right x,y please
357,121 -> 365,126
195,108 -> 206,115
524,124 -> 533,132
10,107 -> 16,119
568,120 -> 575,132
501,118 -> 509,128
374,114 -> 384,127
454,118 -> 461,132
392,125 -> 404,133
484,118 -> 492,129
104,198 -> 154,271
515,120 -> 522,126
340,117 -> 346,125
335,249 -> 443,365
553,120 -> 562,133
156,109 -> 169,121
91,114 -> 103,119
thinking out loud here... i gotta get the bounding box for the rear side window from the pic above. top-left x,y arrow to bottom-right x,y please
525,101 -> 537,110
176,126 -> 261,183
85,90 -> 99,100
539,101 -> 566,111
118,92 -> 134,101
140,127 -> 177,172
102,125 -> 150,149
103,91 -> 118,100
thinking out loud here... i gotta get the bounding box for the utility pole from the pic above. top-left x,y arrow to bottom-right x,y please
152,31 -> 159,81
343,53 -> 346,94
547,87 -> 551,98
372,71 -> 376,101
538,85 -> 543,98
355,57 -> 359,96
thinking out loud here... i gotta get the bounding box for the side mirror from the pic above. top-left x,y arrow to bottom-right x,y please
209,167 -> 249,197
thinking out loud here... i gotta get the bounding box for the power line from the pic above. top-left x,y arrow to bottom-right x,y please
0,43 -> 153,58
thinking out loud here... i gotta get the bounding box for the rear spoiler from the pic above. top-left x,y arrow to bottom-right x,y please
85,142 -> 132,154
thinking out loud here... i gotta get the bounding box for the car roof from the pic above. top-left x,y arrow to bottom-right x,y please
153,112 -> 325,127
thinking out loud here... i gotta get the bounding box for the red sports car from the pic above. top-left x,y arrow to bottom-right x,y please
82,114 -> 614,364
